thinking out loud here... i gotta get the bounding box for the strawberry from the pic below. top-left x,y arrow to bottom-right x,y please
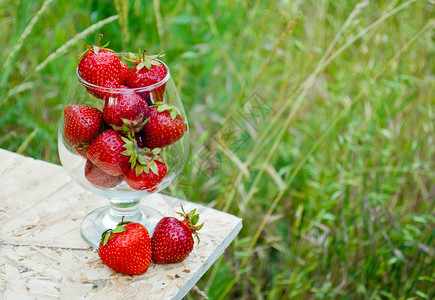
84,159 -> 123,188
123,160 -> 167,192
86,129 -> 130,176
140,104 -> 186,149
98,218 -> 151,275
119,60 -> 129,85
120,135 -> 168,191
77,35 -> 122,100
151,206 -> 203,264
63,104 -> 102,148
126,62 -> 167,89
103,85 -> 148,131
125,50 -> 168,104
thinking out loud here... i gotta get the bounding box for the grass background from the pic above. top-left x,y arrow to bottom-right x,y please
1,0 -> 434,298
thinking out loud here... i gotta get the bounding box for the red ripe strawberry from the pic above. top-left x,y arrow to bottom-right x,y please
151,206 -> 203,264
123,157 -> 167,192
63,105 -> 102,148
98,218 -> 151,275
103,85 -> 148,131
86,129 -> 130,176
127,63 -> 167,89
141,105 -> 186,149
119,60 -> 129,85
78,35 -> 122,100
125,50 -> 168,104
121,137 -> 167,191
84,159 -> 123,188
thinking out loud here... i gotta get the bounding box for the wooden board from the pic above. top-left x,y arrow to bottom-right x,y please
0,149 -> 242,299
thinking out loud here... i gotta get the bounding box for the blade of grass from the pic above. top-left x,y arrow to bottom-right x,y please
323,0 -> 417,68
1,0 -> 53,90
17,128 -> 38,155
1,81 -> 36,106
215,142 -> 250,178
35,15 -> 120,72
114,0 -> 130,49
256,12 -> 302,80
153,0 -> 164,48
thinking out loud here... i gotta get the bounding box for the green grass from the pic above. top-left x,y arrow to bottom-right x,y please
1,0 -> 434,298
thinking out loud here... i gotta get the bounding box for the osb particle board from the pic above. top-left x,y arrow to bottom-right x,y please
0,149 -> 242,299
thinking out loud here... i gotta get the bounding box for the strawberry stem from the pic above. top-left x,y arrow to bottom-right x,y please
177,205 -> 203,244
96,34 -> 104,46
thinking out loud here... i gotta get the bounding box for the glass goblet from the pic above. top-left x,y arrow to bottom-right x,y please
58,57 -> 189,248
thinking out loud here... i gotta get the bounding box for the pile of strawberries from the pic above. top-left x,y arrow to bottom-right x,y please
98,206 -> 203,275
63,36 -> 186,191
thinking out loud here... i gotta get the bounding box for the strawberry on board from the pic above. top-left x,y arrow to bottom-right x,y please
84,159 -> 123,189
63,104 -> 102,148
140,104 -> 187,149
103,85 -> 148,132
151,206 -> 203,264
98,218 -> 151,275
77,35 -> 122,100
125,50 -> 168,104
86,129 -> 130,176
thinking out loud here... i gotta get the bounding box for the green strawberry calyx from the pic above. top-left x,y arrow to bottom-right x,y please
154,102 -> 183,120
100,216 -> 131,246
111,117 -> 148,135
176,205 -> 204,244
126,49 -> 165,71
121,135 -> 163,177
78,34 -> 114,60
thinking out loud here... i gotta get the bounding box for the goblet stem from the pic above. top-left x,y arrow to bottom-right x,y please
80,197 -> 163,248
109,198 -> 141,220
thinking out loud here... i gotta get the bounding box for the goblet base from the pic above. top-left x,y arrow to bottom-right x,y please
80,205 -> 163,248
